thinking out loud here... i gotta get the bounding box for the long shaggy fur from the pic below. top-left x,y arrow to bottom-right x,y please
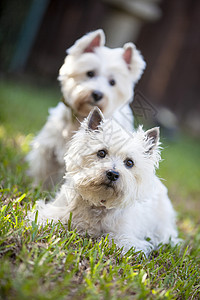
27,108 -> 179,256
26,29 -> 146,189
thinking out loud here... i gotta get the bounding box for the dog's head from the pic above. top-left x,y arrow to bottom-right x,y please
58,29 -> 146,117
65,108 -> 161,209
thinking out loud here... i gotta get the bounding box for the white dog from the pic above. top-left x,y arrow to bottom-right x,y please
28,107 -> 179,255
26,29 -> 145,189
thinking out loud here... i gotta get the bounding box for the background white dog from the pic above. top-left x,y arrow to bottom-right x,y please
28,107 -> 179,255
26,29 -> 146,189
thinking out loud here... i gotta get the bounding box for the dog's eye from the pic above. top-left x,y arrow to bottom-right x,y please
97,149 -> 107,158
109,79 -> 116,86
124,158 -> 134,168
87,71 -> 95,78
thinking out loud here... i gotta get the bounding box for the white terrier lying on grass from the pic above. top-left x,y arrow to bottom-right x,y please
26,29 -> 146,189
28,107 -> 179,255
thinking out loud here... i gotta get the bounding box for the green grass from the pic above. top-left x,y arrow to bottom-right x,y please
0,79 -> 200,299
0,79 -> 60,134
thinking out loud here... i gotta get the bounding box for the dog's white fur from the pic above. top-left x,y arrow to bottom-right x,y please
26,29 -> 145,189
28,107 -> 179,255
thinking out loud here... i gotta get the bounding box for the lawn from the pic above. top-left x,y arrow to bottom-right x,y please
0,78 -> 200,299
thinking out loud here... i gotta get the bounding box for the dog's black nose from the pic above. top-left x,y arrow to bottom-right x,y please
92,90 -> 103,102
106,170 -> 120,182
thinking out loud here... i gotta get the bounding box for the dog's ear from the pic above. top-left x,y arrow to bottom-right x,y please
144,127 -> 160,153
68,29 -> 105,55
123,43 -> 146,83
123,44 -> 133,66
87,107 -> 104,131
83,30 -> 105,53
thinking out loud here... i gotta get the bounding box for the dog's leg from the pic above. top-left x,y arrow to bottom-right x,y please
107,232 -> 154,256
26,141 -> 64,189
26,103 -> 70,189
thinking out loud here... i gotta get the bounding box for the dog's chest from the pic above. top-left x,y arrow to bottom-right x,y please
71,205 -> 108,237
